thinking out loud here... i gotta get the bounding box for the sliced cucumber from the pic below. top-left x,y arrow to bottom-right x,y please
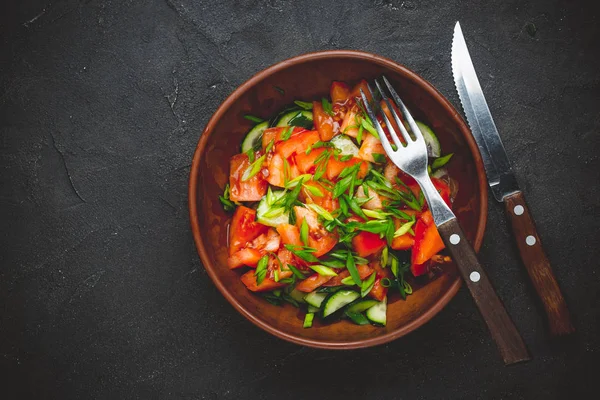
288,288 -> 306,304
304,291 -> 328,308
256,190 -> 289,227
346,299 -> 379,313
416,122 -> 441,157
307,305 -> 320,313
321,290 -> 360,318
276,110 -> 313,128
366,297 -> 387,326
330,134 -> 359,156
241,121 -> 269,152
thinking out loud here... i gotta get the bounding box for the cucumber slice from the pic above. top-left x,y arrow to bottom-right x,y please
288,288 -> 306,304
304,291 -> 327,308
276,110 -> 313,128
241,121 -> 269,153
346,299 -> 379,313
321,290 -> 360,318
330,134 -> 359,156
416,122 -> 441,157
256,190 -> 290,227
307,305 -> 320,313
366,297 -> 387,326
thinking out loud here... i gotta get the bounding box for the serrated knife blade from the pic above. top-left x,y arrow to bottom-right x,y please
451,21 -> 519,202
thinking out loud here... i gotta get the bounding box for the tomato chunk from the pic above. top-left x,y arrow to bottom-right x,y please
357,133 -> 386,163
295,273 -> 334,292
312,101 -> 336,141
294,206 -> 338,257
240,270 -> 286,292
229,153 -> 268,202
411,211 -> 445,269
300,180 -> 338,212
229,206 -> 268,255
348,79 -> 372,103
330,81 -> 350,104
295,148 -> 325,174
340,105 -> 360,137
352,231 -> 386,258
276,223 -> 302,247
227,248 -> 263,269
369,278 -> 388,301
323,264 -> 373,286
262,126 -> 307,150
326,157 -> 369,181
410,262 -> 430,277
276,130 -> 320,160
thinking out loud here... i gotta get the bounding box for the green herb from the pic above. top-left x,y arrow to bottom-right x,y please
362,209 -> 390,220
357,124 -> 364,145
218,184 -> 235,211
345,310 -> 370,325
289,112 -> 313,129
285,244 -> 320,263
245,147 -> 255,163
339,154 -> 353,162
431,153 -> 454,170
361,117 -> 379,139
329,249 -> 368,265
300,219 -> 309,247
241,154 -> 266,181
274,86 -> 285,95
360,272 -> 377,297
255,255 -> 269,285
273,270 -> 280,282
294,100 -> 313,110
289,207 -> 297,224
319,258 -> 345,268
244,115 -> 264,124
394,219 -> 415,237
346,196 -> 367,220
338,195 -> 349,217
321,97 -> 334,116
313,149 -> 331,181
317,286 -> 344,293
390,254 -> 399,278
261,292 -> 282,306
262,207 -> 285,219
283,158 -> 291,186
385,219 -> 395,245
305,203 -> 334,221
333,163 -> 361,199
380,278 -> 392,287
303,312 -> 315,328
303,183 -> 324,197
372,153 -> 387,163
346,251 -> 362,286
281,125 -> 294,141
309,264 -> 338,277
287,264 -> 306,280
340,276 -> 356,285
381,246 -> 389,268
285,174 -> 311,189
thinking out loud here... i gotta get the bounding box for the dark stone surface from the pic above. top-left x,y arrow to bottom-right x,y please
1,0 -> 598,398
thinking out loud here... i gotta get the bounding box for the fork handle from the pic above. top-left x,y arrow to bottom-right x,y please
504,191 -> 574,335
437,218 -> 530,365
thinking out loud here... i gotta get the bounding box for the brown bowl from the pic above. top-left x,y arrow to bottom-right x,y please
188,50 -> 487,349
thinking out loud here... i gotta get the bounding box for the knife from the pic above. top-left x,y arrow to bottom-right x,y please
452,21 -> 574,335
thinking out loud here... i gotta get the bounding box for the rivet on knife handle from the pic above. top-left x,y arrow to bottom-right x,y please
504,191 -> 574,335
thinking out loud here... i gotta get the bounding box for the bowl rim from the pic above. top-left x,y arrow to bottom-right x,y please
188,50 -> 488,349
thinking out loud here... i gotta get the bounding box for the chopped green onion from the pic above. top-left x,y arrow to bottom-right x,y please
431,153 -> 454,170
241,154 -> 266,181
309,264 -> 338,277
305,203 -> 334,221
281,125 -> 294,141
303,312 -> 315,328
372,153 -> 387,163
303,183 -> 324,197
265,140 -> 274,154
380,278 -> 392,288
245,147 -> 255,163
294,100 -> 313,110
218,183 -> 235,211
255,255 -> 269,285
357,124 -> 364,145
361,117 -> 379,139
360,272 -> 377,297
339,154 -> 353,162
262,206 -> 285,219
346,251 -> 362,285
287,264 -> 306,280
321,97 -> 334,116
341,276 -> 356,285
362,209 -> 390,220
381,246 -> 389,268
394,219 -> 416,237
347,196 -> 367,220
300,219 -> 309,247
345,310 -> 370,325
285,244 -> 319,263
390,255 -> 399,278
273,270 -> 280,282
284,174 -> 312,189
244,115 -> 264,124
403,280 -> 413,294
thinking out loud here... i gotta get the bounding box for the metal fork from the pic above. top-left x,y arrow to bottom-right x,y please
360,77 -> 530,365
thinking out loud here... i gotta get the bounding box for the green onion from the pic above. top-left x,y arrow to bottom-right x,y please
360,272 -> 377,297
244,115 -> 264,124
403,280 -> 413,294
285,244 -> 320,263
372,153 -> 387,163
287,264 -> 306,280
380,278 -> 392,288
345,310 -> 370,325
390,255 -> 399,278
319,258 -> 345,268
431,153 -> 454,170
255,255 -> 269,285
281,126 -> 294,141
347,196 -> 367,220
284,174 -> 311,189
357,124 -> 364,145
346,251 -> 362,285
362,209 -> 390,220
303,183 -> 324,197
303,312 -> 315,328
361,117 -> 379,139
305,203 -> 334,221
273,86 -> 285,95
273,270 -> 280,282
218,183 -> 235,211
262,207 -> 285,219
339,154 -> 353,162
300,219 -> 309,247
338,195 -> 349,217
321,97 -> 334,116
294,100 -> 313,110
241,154 -> 266,181
381,246 -> 389,268
245,147 -> 255,163
341,276 -> 356,285
309,264 -> 338,277
394,219 -> 416,237
265,140 -> 274,154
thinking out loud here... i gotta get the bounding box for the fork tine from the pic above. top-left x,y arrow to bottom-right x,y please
359,88 -> 396,156
374,79 -> 410,147
382,76 -> 424,144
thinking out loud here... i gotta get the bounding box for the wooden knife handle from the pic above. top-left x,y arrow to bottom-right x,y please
504,191 -> 574,335
438,219 -> 530,365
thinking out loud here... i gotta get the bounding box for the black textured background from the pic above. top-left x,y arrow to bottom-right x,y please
1,0 -> 599,399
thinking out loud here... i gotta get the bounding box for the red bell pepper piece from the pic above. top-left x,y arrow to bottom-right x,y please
352,231 -> 386,258
411,211 -> 445,274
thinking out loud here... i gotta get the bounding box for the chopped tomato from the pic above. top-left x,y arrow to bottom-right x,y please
276,130 -> 320,159
229,153 -> 268,202
249,228 -> 281,254
348,79 -> 372,103
384,163 -> 417,186
391,218 -> 415,250
410,262 -> 430,277
228,206 -> 268,255
276,224 -> 302,247
294,206 -> 338,257
326,156 -> 369,181
369,278 -> 388,301
266,153 -> 299,187
330,81 -> 350,104
312,101 -> 336,141
227,248 -> 262,269
240,269 -> 286,292
340,104 -> 359,137
300,180 -> 338,211
356,185 -> 386,210
380,100 -> 404,144
295,148 -> 325,174
262,126 -> 307,150
295,273 -> 334,292
323,264 -> 373,286
405,178 -> 451,209
411,211 -> 445,269
352,231 -> 386,258
357,133 -> 386,163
